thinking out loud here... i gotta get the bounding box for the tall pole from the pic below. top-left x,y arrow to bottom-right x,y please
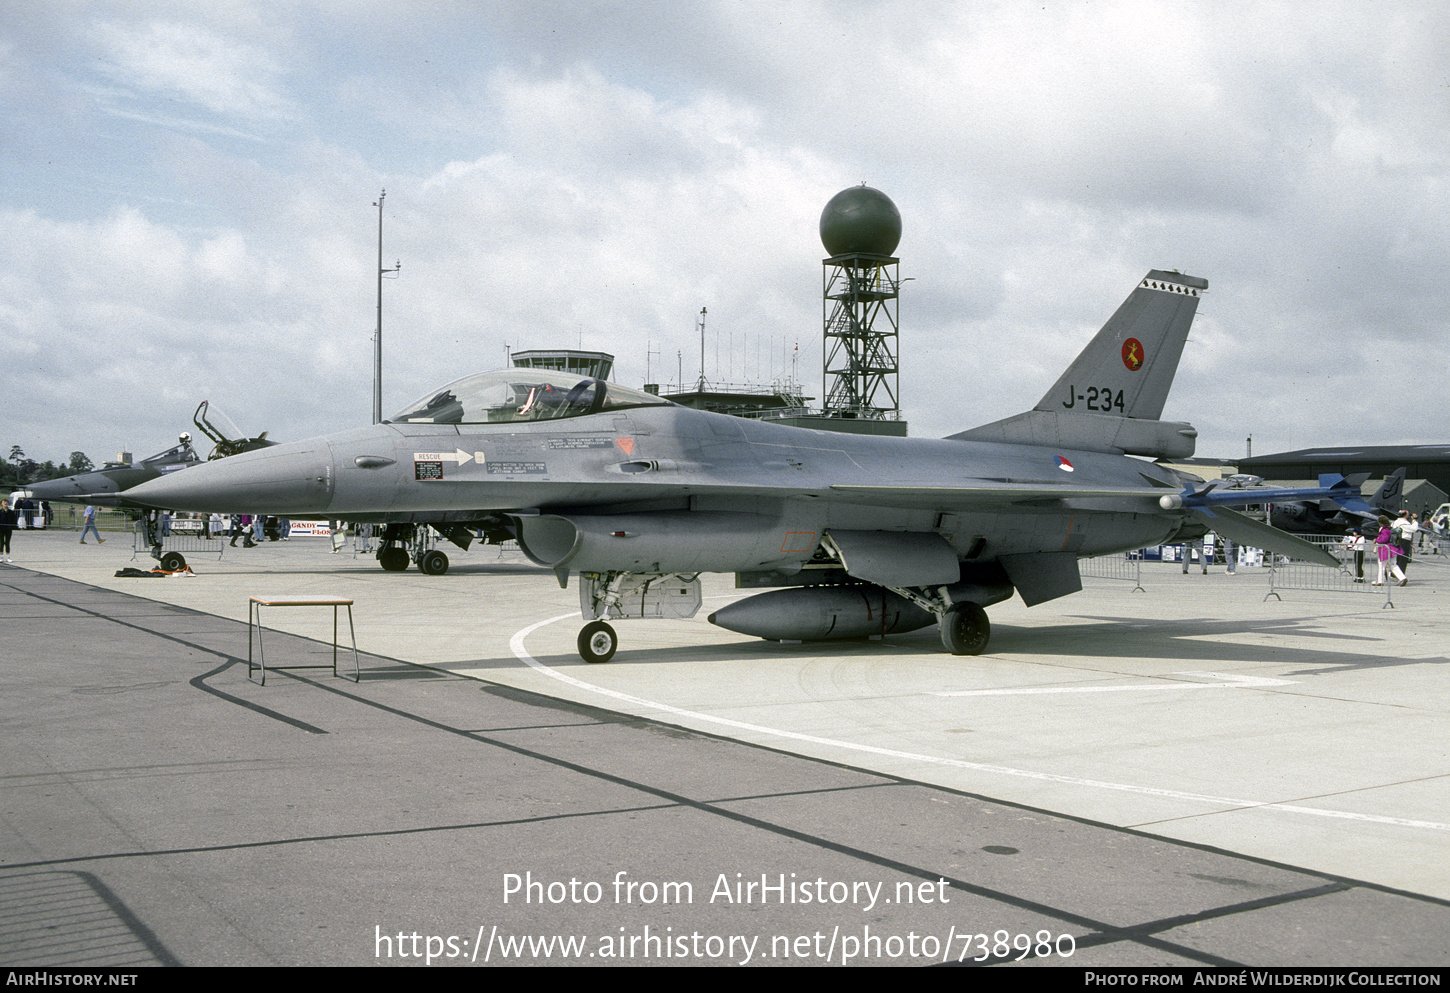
372,190 -> 401,424
696,307 -> 707,390
373,190 -> 385,424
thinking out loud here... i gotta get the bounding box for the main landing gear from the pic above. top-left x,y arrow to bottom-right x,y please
939,601 -> 990,655
376,523 -> 449,575
872,584 -> 994,656
374,521 -> 511,576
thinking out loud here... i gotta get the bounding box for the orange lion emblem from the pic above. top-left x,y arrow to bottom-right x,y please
1121,338 -> 1144,371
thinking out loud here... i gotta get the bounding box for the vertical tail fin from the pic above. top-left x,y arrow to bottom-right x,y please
951,270 -> 1205,458
1369,467 -> 1407,514
1036,270 -> 1207,421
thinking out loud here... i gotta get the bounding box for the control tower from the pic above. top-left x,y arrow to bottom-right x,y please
818,186 -> 906,434
511,349 -> 614,380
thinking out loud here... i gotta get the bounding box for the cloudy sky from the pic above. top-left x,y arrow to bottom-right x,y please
3,1 -> 1446,468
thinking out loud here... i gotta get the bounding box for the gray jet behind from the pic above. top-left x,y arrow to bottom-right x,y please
20,401 -> 274,510
127,270 -> 1348,662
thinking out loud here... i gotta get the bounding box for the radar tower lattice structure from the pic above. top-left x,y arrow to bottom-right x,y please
819,186 -> 902,421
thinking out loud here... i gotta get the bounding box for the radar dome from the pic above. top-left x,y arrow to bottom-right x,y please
819,186 -> 901,257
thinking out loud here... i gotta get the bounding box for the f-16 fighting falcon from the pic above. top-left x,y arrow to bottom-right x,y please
126,270 -> 1367,663
20,401 -> 274,510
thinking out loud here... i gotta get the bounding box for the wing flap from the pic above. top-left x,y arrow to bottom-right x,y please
829,483 -> 1159,509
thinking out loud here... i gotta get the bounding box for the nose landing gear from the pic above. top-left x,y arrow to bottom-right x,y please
577,621 -> 618,663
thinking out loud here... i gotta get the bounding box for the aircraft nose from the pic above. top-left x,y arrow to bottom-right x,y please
22,475 -> 104,502
127,440 -> 335,514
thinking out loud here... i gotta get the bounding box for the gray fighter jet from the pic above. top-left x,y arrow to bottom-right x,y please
126,270 -> 1350,662
21,401 -> 274,509
23,436 -> 201,508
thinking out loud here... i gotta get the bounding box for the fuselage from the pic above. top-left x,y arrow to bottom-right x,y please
127,399 -> 1186,574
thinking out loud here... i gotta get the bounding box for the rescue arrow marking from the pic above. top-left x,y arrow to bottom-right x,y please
413,449 -> 482,466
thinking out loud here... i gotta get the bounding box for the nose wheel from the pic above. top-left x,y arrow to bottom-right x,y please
577,621 -> 618,663
940,602 -> 990,655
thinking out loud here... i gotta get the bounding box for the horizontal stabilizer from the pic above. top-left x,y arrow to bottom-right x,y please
1190,507 -> 1339,567
950,410 -> 1198,459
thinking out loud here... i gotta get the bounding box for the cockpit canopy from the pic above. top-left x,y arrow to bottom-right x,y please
139,441 -> 199,467
389,369 -> 673,425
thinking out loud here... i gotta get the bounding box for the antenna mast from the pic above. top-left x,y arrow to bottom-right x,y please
372,190 -> 402,424
696,307 -> 708,390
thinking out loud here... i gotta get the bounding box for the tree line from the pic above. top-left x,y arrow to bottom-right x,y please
2,446 -> 95,489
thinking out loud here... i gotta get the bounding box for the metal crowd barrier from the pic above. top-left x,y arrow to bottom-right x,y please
131,520 -> 227,567
1264,534 -> 1393,608
1079,549 -> 1146,592
353,523 -> 378,556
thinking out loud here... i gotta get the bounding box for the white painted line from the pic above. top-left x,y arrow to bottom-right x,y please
934,672 -> 1295,697
501,614 -> 1450,833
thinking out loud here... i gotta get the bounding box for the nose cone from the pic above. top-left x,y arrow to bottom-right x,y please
127,439 -> 335,514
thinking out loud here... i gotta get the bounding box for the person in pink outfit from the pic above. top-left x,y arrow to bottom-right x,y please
1374,515 -> 1407,586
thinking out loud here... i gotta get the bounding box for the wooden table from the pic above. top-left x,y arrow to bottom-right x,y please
248,595 -> 360,685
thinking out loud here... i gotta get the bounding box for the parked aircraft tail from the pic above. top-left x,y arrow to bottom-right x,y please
952,270 -> 1206,459
1035,270 -> 1207,420
1369,467 -> 1407,515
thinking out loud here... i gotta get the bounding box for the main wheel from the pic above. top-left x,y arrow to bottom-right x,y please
419,549 -> 449,575
378,546 -> 410,571
159,551 -> 186,572
577,620 -> 618,663
940,602 -> 990,655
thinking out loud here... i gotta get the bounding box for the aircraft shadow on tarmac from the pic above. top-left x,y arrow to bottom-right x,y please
462,611 -> 1449,678
415,562 -> 553,577
990,615 -> 1449,677
224,561 -> 553,578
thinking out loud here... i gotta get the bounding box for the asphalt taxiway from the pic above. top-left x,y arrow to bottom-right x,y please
1,530 -> 1446,967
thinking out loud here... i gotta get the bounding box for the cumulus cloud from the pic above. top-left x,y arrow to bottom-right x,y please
91,18 -> 297,123
1,0 -> 1447,465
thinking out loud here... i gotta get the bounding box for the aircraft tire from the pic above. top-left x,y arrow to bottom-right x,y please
420,550 -> 449,576
160,552 -> 186,572
378,547 -> 410,571
577,621 -> 618,664
940,602 -> 990,655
